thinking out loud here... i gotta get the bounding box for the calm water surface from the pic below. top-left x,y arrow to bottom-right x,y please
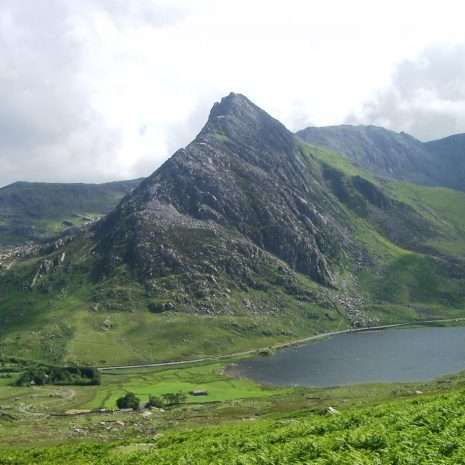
235,327 -> 465,387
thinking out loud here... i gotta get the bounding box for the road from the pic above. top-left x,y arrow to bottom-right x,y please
98,317 -> 465,371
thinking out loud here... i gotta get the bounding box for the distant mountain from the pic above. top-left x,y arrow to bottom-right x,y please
424,133 -> 465,191
296,125 -> 465,190
2,94 -> 465,366
0,179 -> 142,245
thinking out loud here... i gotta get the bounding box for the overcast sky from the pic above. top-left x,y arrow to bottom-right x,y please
2,0 -> 465,186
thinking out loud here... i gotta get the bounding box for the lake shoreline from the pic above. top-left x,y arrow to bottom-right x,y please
100,317 -> 465,372
228,323 -> 465,388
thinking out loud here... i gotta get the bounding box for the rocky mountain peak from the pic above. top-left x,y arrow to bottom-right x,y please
197,92 -> 295,158
96,94 -> 344,288
208,92 -> 252,119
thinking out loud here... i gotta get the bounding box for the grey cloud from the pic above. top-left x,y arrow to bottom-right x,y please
0,1 -> 114,185
165,100 -> 213,154
129,98 -> 214,178
285,99 -> 316,133
95,0 -> 188,28
0,1 -> 187,187
347,45 -> 465,141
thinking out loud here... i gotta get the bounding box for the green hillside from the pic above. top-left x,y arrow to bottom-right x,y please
3,378 -> 465,464
306,143 -> 465,319
0,234 -> 346,365
0,179 -> 141,245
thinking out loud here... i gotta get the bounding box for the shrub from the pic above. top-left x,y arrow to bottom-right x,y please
116,392 -> 140,410
146,395 -> 165,409
162,392 -> 187,406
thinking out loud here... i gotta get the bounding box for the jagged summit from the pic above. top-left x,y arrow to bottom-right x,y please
208,92 -> 251,119
205,92 -> 277,127
197,92 -> 295,160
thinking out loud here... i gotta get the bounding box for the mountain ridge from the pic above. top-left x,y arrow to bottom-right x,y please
296,124 -> 465,190
0,178 -> 142,245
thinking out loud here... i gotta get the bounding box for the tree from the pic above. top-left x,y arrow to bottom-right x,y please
162,391 -> 187,406
145,395 -> 164,409
16,368 -> 49,386
116,392 -> 140,410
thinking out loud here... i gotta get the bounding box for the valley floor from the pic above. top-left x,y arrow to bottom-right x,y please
1,344 -> 465,463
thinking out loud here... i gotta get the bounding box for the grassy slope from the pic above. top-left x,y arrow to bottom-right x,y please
0,235 -> 346,365
304,143 -> 465,321
385,181 -> 465,255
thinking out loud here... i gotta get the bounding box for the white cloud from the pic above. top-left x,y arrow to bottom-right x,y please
1,0 -> 465,185
348,44 -> 465,140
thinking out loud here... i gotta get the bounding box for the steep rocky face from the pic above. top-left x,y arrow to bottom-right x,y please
297,125 -> 441,185
96,94 -> 351,289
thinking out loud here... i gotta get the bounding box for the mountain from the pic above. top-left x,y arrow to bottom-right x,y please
2,93 -> 465,366
424,133 -> 465,190
95,93 -> 348,289
0,179 -> 142,245
296,125 -> 465,190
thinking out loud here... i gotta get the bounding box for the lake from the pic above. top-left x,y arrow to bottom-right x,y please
233,327 -> 465,387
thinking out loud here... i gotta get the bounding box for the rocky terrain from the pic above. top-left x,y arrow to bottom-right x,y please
0,243 -> 39,271
96,94 -> 351,289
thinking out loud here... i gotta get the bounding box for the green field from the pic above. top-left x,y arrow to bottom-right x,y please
83,363 -> 284,409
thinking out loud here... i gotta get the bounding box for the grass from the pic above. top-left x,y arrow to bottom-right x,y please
36,212 -> 102,235
301,142 -> 465,317
300,143 -> 378,183
305,141 -> 465,257
306,141 -> 465,259
2,347 -> 465,446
